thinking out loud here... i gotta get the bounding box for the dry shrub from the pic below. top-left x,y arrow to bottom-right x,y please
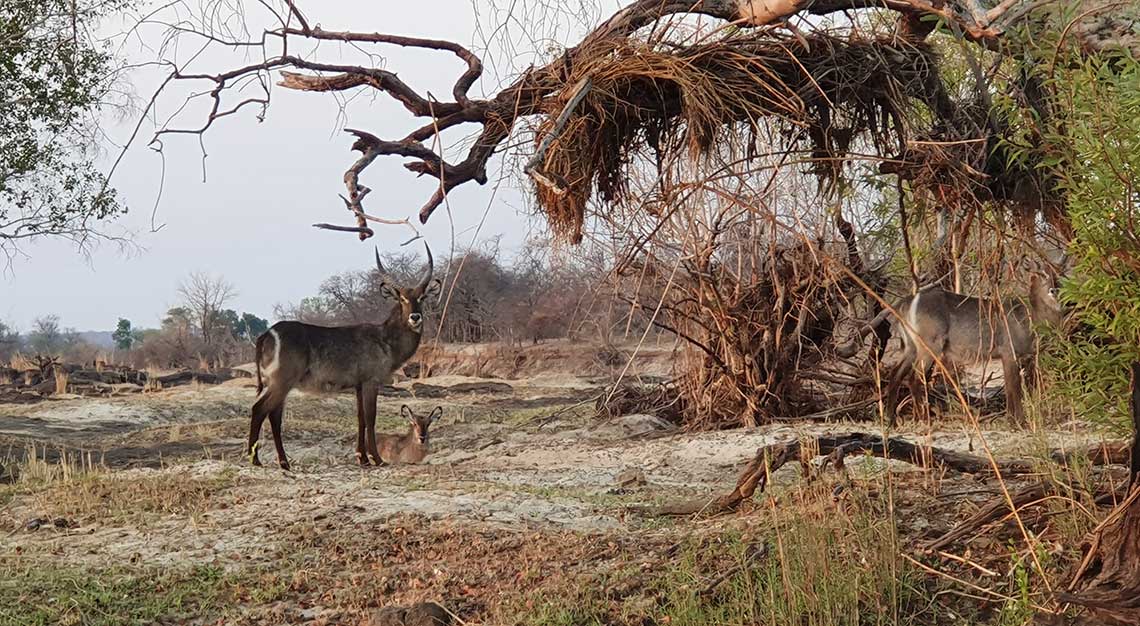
641,242 -> 851,429
533,32 -> 947,242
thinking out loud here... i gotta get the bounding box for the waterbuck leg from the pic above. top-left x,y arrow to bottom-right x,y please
884,345 -> 916,427
362,385 -> 383,465
1020,357 -> 1038,394
355,384 -> 369,466
268,403 -> 290,471
1001,354 -> 1025,424
248,391 -> 272,466
910,352 -> 934,425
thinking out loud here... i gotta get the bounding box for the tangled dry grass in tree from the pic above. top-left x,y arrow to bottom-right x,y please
532,32 -> 950,243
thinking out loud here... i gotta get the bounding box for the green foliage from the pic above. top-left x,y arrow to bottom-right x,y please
1029,39 -> 1140,432
237,312 -> 269,342
0,0 -> 129,247
112,317 -> 134,351
213,308 -> 241,340
0,562 -> 263,625
162,307 -> 193,334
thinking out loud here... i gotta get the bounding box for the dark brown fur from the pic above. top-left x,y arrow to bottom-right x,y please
248,244 -> 440,470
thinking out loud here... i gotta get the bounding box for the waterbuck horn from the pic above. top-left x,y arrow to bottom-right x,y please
417,241 -> 434,292
375,246 -> 386,275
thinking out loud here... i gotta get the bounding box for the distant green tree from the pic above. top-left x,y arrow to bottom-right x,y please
112,318 -> 134,351
237,313 -> 268,343
162,307 -> 194,337
213,308 -> 241,340
0,0 -> 132,249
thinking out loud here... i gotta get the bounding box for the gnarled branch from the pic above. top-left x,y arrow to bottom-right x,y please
152,0 -> 1138,238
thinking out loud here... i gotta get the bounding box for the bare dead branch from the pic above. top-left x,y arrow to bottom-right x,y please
526,77 -> 593,195
282,0 -> 311,34
652,432 -> 1040,516
313,223 -> 375,236
280,27 -> 483,105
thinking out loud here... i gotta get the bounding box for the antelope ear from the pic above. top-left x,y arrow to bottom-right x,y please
379,283 -> 400,301
400,404 -> 413,421
429,406 -> 443,422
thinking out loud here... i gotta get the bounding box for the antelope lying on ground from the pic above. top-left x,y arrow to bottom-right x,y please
377,405 -> 442,465
248,243 -> 441,470
838,259 -> 1064,424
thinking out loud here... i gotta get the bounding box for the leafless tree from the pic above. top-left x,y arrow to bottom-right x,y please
178,272 -> 236,347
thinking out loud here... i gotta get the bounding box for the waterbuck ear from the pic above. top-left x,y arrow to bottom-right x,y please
422,278 -> 442,302
379,283 -> 400,301
429,406 -> 443,422
400,404 -> 413,421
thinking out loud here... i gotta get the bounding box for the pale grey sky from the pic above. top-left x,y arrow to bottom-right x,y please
2,1 -> 615,332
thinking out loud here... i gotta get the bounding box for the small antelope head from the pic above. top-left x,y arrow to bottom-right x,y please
376,242 -> 442,333
1023,256 -> 1065,327
401,404 -> 443,445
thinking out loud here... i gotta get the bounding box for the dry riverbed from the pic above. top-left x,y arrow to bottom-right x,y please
0,374 -> 1122,625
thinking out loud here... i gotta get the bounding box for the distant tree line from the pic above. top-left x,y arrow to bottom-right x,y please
1,272 -> 269,371
2,240 -> 651,371
275,239 -> 632,345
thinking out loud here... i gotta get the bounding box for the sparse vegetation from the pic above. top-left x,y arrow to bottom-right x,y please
4,0 -> 1140,624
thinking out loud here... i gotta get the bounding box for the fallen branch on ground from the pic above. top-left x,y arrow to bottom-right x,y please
923,479 -> 1130,553
652,431 -> 1133,517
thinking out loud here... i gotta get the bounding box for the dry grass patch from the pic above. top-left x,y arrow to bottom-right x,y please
29,470 -> 234,523
1,449 -> 238,527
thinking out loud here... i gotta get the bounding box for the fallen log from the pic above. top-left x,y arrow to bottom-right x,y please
155,370 -> 233,387
1051,441 -> 1133,467
410,381 -> 513,398
923,480 -> 1130,554
654,432 -> 1040,517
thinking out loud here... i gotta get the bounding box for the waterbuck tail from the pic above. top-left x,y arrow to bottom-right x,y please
255,332 -> 268,394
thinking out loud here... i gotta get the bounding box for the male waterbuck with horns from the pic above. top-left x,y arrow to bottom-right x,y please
839,258 -> 1065,424
248,243 -> 441,470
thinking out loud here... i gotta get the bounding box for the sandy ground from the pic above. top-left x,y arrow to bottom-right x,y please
0,372 -> 1113,577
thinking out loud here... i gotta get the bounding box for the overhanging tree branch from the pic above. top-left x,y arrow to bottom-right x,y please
151,0 -> 1137,238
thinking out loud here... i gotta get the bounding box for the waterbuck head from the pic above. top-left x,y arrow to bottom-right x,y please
1023,256 -> 1065,328
401,404 -> 443,445
376,242 -> 442,333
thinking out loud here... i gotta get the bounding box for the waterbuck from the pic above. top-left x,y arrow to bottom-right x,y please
377,405 -> 443,465
248,243 -> 441,470
839,259 -> 1064,424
